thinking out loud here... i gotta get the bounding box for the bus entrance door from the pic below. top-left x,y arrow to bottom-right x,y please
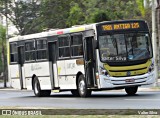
18,46 -> 25,89
48,42 -> 58,89
84,36 -> 97,88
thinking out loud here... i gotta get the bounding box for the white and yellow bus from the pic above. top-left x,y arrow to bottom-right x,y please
8,20 -> 155,97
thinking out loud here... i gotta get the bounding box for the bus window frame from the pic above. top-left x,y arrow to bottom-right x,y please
24,39 -> 36,62
36,38 -> 48,61
10,42 -> 18,64
70,33 -> 83,58
58,34 -> 71,59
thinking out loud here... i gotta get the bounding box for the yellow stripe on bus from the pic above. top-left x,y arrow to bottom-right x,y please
109,68 -> 148,77
104,60 -> 151,77
7,42 -> 10,65
69,27 -> 85,33
104,60 -> 151,71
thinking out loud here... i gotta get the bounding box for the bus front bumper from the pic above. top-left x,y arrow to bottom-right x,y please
99,71 -> 155,89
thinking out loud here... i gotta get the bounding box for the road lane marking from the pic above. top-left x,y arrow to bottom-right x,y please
125,99 -> 160,101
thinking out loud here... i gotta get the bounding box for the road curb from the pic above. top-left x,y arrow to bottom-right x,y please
138,88 -> 160,91
0,87 -> 18,91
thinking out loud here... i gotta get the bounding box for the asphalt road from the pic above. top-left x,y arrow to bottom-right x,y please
0,89 -> 160,109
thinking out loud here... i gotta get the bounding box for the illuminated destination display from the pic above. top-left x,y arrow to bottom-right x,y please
97,20 -> 148,35
102,22 -> 140,31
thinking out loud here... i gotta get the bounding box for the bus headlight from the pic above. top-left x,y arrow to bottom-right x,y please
100,67 -> 110,76
148,62 -> 154,73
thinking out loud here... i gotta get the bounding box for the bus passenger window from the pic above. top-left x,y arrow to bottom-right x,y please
37,39 -> 47,60
58,36 -> 70,58
25,40 -> 35,61
71,34 -> 83,57
10,43 -> 18,63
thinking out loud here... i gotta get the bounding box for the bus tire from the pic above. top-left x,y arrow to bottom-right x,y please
33,77 -> 51,97
125,86 -> 138,95
78,74 -> 91,97
42,90 -> 51,97
71,90 -> 80,97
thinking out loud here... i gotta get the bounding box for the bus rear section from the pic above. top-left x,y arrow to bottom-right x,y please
96,20 -> 155,95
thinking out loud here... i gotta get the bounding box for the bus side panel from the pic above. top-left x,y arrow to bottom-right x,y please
57,60 -> 67,89
57,59 -> 84,89
25,78 -> 32,90
10,64 -> 21,89
59,76 -> 76,89
65,59 -> 84,75
57,60 -> 65,75
24,61 -> 52,90
37,77 -> 52,89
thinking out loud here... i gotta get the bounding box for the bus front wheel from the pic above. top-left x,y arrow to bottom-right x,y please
33,77 -> 51,97
78,74 -> 91,97
71,90 -> 80,97
125,86 -> 138,95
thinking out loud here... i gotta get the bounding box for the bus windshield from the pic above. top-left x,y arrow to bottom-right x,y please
99,32 -> 152,62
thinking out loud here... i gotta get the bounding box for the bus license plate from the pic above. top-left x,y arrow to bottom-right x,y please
125,78 -> 135,83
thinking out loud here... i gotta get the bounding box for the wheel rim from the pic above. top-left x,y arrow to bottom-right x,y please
34,80 -> 39,94
79,80 -> 85,95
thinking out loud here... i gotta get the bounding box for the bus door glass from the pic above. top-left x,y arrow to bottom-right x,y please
18,46 -> 25,89
84,36 -> 97,87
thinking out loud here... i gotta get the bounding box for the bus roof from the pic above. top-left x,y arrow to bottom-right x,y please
9,24 -> 95,42
9,19 -> 147,42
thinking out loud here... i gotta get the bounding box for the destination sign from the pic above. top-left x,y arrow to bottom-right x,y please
102,22 -> 140,31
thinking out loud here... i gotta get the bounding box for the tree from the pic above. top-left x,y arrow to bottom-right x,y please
0,24 -> 7,87
92,11 -> 111,22
66,1 -> 85,26
136,0 -> 152,30
66,0 -> 144,27
0,0 -> 152,35
40,0 -> 73,29
0,0 -> 43,35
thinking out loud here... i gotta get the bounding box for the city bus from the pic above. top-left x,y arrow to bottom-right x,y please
8,20 -> 155,97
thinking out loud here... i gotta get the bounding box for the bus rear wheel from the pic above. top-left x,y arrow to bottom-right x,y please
78,74 -> 91,97
125,86 -> 138,95
33,77 -> 51,97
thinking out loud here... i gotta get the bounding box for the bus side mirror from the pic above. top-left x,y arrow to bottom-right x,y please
94,40 -> 99,49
